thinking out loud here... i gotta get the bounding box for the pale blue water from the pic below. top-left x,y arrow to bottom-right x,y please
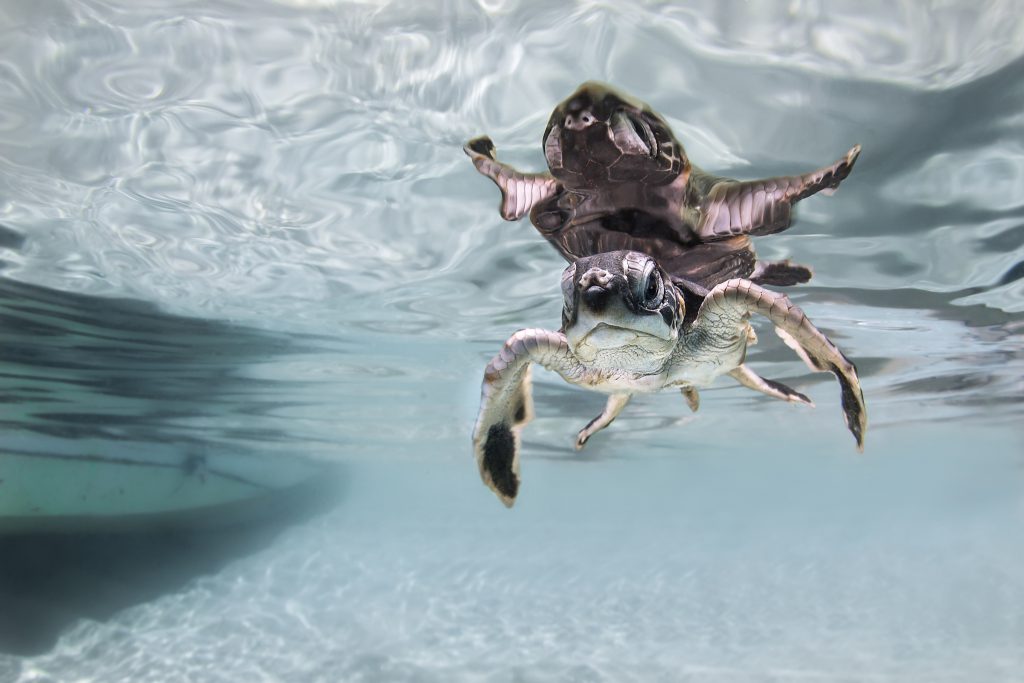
1,1 -> 1024,681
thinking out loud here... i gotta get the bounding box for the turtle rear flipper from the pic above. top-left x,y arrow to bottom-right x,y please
464,136 -> 560,221
574,394 -> 631,450
696,145 -> 861,240
750,259 -> 813,287
728,364 -> 814,406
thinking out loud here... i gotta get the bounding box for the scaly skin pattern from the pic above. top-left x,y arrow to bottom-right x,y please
696,145 -> 861,239
676,278 -> 866,447
464,137 -> 559,221
472,329 -> 584,508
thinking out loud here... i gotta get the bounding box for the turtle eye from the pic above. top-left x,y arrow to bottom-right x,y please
641,265 -> 663,308
623,252 -> 663,307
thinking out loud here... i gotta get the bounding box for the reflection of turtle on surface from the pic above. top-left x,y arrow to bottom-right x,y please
465,83 -> 866,507
465,81 -> 861,290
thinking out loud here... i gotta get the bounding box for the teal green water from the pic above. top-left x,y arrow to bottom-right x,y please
1,0 -> 1023,680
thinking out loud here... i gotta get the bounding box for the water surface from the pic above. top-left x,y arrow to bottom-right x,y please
1,0 -> 1023,680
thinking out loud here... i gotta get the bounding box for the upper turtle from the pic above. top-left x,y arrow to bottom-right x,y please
465,81 -> 861,290
542,81 -> 684,187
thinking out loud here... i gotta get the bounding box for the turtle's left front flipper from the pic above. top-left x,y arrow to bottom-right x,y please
696,145 -> 861,240
464,136 -> 560,221
472,329 -> 583,507
692,279 -> 867,449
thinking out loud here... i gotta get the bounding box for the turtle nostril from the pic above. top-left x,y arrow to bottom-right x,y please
564,110 -> 596,131
582,285 -> 610,312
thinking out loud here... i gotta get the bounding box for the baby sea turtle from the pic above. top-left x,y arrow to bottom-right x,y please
472,250 -> 867,507
465,81 -> 861,289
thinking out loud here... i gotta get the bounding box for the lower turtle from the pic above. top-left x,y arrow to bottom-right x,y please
472,250 -> 866,507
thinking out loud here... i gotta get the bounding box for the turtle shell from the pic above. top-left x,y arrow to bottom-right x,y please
540,214 -> 758,293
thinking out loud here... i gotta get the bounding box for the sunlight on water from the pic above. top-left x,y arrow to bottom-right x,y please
1,0 -> 1023,681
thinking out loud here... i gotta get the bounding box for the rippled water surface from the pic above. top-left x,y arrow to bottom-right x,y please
1,1 -> 1023,681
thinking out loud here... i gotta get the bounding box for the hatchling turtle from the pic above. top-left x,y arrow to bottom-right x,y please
466,82 -> 866,506
465,81 -> 861,289
472,250 -> 867,507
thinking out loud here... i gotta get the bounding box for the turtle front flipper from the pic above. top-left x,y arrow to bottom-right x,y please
473,329 -> 584,507
464,136 -> 560,221
696,145 -> 861,240
691,279 -> 866,450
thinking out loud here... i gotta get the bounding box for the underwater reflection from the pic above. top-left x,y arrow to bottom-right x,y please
0,277 -> 342,529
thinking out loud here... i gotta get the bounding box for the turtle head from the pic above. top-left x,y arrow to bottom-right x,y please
561,250 -> 684,370
543,82 -> 687,187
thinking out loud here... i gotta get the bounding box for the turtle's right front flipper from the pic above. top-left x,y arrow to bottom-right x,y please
696,145 -> 861,240
692,279 -> 867,450
464,136 -> 560,221
472,329 -> 583,507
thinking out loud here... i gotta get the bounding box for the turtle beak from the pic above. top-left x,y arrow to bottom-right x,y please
577,267 -> 617,314
581,284 -> 611,313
